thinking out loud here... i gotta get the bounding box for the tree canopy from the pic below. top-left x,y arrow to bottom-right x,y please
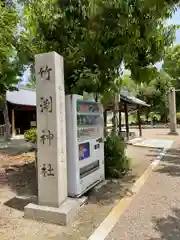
163,44 -> 180,111
0,1 -> 27,94
0,0 -> 179,137
20,0 -> 179,96
163,44 -> 180,80
0,1 -> 27,139
137,71 -> 173,121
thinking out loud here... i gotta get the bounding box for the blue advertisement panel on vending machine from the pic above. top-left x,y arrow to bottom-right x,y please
79,142 -> 90,160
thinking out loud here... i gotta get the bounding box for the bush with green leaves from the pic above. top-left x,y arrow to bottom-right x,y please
104,133 -> 131,179
176,112 -> 180,124
24,128 -> 37,144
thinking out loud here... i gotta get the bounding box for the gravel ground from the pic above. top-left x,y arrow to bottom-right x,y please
106,140 -> 180,240
41,145 -> 158,240
0,139 -> 157,240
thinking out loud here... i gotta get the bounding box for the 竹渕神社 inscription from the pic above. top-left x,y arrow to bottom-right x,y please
40,96 -> 52,113
35,52 -> 67,208
41,164 -> 55,177
39,65 -> 52,81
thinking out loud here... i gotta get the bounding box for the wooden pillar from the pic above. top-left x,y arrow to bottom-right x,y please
103,109 -> 107,136
124,103 -> 129,140
104,109 -> 107,128
137,105 -> 142,137
118,103 -> 122,135
11,108 -> 15,137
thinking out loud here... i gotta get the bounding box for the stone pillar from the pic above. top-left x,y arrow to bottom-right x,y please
35,52 -> 67,207
24,52 -> 82,226
168,87 -> 178,135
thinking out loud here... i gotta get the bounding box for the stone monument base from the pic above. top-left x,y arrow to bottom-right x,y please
24,197 -> 87,226
168,131 -> 179,135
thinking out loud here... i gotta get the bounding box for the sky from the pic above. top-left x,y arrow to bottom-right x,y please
22,8 -> 180,82
155,9 -> 180,70
167,8 -> 180,43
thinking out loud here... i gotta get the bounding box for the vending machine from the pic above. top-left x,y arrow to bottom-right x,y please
66,94 -> 104,197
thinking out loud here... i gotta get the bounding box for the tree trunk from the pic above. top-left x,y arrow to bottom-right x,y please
112,93 -> 119,135
2,96 -> 11,141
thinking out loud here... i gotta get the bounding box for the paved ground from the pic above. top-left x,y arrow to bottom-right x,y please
0,128 -> 178,239
106,132 -> 180,240
0,136 -> 158,240
133,128 -> 180,141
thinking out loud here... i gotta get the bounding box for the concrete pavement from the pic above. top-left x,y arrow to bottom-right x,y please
106,141 -> 180,240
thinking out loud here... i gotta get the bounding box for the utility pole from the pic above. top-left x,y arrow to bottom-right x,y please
168,87 -> 178,135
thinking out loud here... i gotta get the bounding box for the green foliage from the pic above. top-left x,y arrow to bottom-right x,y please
137,71 -> 173,121
0,2 -> 18,68
176,112 -> 180,124
24,128 -> 37,144
104,133 -> 131,178
20,0 -> 179,94
0,2 -> 27,90
0,3 -> 19,91
121,74 -> 137,94
149,112 -> 161,121
0,2 -> 28,140
163,44 -> 180,111
26,72 -> 36,89
123,1 -> 177,83
163,44 -> 180,80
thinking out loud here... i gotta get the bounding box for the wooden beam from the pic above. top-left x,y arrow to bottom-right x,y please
124,103 -> 129,140
11,108 -> 15,137
137,105 -> 142,137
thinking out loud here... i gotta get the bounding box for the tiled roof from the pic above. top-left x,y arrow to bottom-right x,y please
6,87 -> 36,106
120,90 -> 149,107
6,87 -> 149,107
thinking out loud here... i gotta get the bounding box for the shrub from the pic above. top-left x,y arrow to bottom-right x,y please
149,112 -> 161,121
104,133 -> 131,178
176,112 -> 180,124
24,128 -> 37,144
24,128 -> 37,169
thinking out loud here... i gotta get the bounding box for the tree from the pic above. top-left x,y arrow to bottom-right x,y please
137,71 -> 173,121
0,1 -> 25,140
163,44 -> 180,111
121,74 -> 137,94
20,0 -> 178,91
19,0 -> 179,135
163,45 -> 180,79
124,0 -> 177,84
26,72 -> 36,89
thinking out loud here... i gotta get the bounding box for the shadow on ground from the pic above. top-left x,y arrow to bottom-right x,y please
87,173 -> 136,205
145,148 -> 162,158
5,162 -> 37,196
4,195 -> 37,211
1,162 -> 37,211
155,145 -> 180,177
0,139 -> 32,156
149,208 -> 180,240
